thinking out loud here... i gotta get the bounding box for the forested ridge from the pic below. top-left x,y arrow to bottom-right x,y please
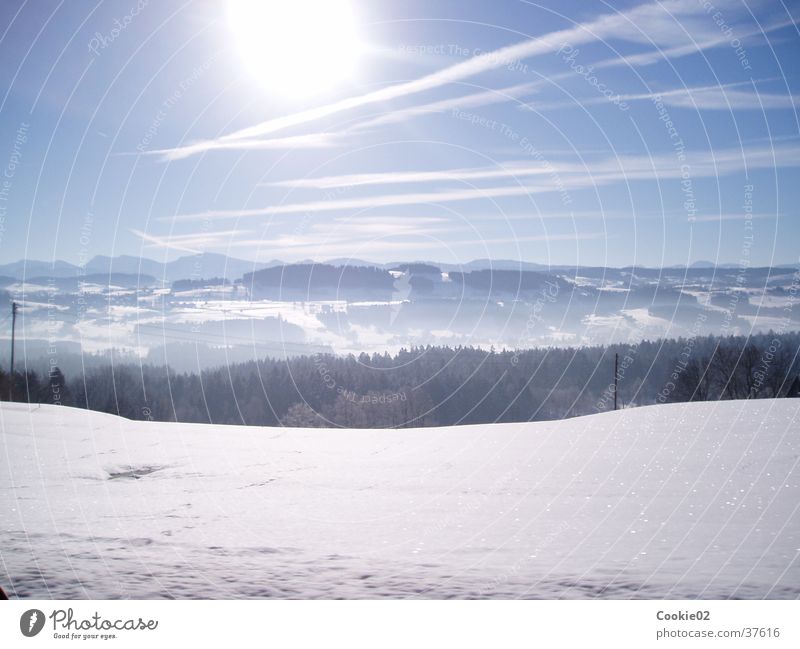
2,331 -> 798,428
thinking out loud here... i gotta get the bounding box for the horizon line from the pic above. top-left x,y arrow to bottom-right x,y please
0,253 -> 797,272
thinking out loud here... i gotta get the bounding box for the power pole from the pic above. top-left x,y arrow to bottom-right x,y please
613,352 -> 618,411
9,301 -> 17,401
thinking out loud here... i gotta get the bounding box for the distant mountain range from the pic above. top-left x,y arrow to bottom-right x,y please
0,253 -> 795,283
0,253 -> 282,282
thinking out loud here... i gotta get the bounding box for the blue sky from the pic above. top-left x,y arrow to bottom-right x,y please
0,0 -> 798,267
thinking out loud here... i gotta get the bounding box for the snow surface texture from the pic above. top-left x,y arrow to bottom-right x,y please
1,399 -> 798,599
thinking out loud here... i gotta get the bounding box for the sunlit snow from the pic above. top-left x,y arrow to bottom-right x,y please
2,399 -> 798,599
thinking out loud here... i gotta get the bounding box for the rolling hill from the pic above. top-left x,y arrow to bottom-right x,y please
1,399 -> 797,599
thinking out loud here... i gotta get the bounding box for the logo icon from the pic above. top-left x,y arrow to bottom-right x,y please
20,609 -> 45,637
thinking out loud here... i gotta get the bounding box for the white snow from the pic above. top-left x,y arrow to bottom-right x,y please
1,399 -> 798,599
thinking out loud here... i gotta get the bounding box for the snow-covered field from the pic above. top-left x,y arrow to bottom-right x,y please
1,399 -> 798,599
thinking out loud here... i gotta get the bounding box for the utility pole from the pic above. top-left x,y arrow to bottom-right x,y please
9,301 -> 17,401
614,352 -> 618,411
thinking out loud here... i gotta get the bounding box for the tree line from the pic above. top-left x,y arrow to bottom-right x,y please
1,331 -> 797,428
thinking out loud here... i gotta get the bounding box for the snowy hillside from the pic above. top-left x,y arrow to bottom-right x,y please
1,399 -> 798,599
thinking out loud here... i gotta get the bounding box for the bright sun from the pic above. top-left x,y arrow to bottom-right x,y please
227,0 -> 361,98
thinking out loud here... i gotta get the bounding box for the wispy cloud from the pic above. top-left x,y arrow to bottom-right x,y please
168,182 -> 614,222
265,162 -> 556,190
260,142 -> 800,192
151,81 -> 542,162
130,228 -> 246,252
238,231 -> 606,256
594,14 -> 798,69
166,142 -> 800,222
170,185 -> 543,221
520,79 -> 797,113
691,212 -> 780,222
620,82 -> 798,110
156,0 -> 744,161
152,132 -> 342,162
351,80 -> 545,131
470,208 -> 777,222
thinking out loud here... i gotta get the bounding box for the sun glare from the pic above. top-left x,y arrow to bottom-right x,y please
227,0 -> 361,98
